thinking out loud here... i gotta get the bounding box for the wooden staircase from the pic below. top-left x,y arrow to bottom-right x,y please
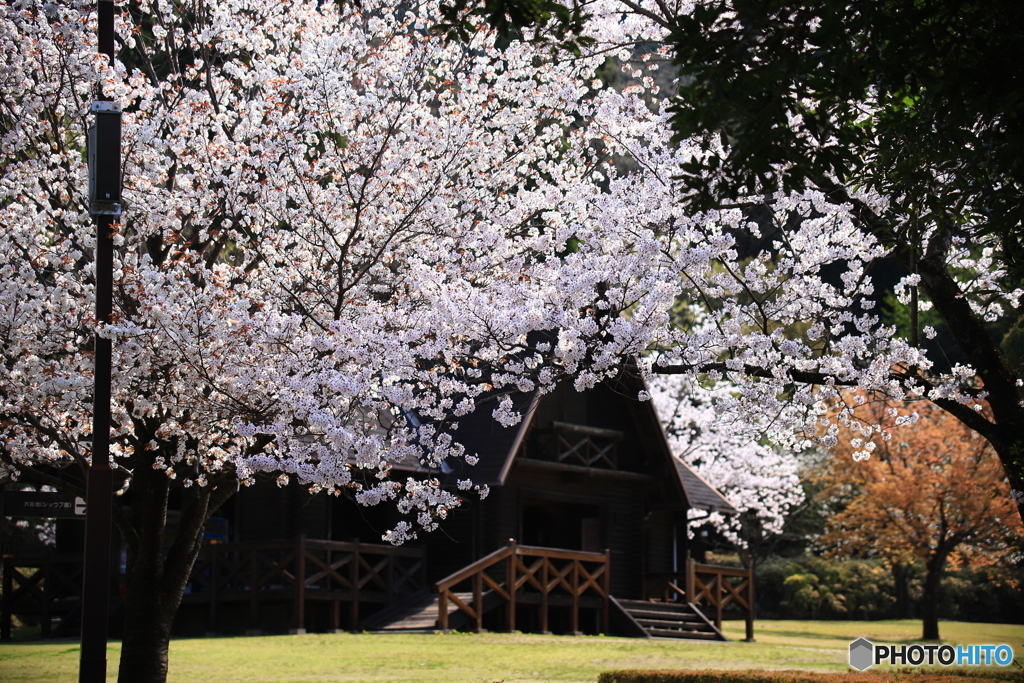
357,546 -> 747,641
360,590 -> 479,632
364,591 -> 727,640
614,599 -> 726,640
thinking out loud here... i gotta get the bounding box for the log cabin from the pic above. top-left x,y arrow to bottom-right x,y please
1,375 -> 755,641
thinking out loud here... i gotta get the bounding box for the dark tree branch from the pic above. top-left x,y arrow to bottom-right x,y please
652,360 -> 861,386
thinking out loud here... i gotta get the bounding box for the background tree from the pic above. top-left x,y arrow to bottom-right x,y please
649,371 -> 805,570
815,399 -> 1023,639
436,0 -> 1024,527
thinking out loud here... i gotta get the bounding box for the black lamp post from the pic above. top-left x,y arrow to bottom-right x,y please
80,2 -> 119,681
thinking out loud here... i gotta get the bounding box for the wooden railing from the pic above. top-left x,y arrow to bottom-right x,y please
1,554 -> 84,641
534,422 -> 622,469
435,539 -> 609,634
184,536 -> 425,633
645,558 -> 755,641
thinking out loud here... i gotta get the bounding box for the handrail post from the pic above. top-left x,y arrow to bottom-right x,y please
387,553 -> 394,603
249,549 -> 258,628
1,555 -> 13,642
293,534 -> 306,634
715,569 -> 723,630
602,548 -> 610,634
685,557 -> 695,604
571,560 -> 579,635
745,564 -> 755,642
350,539 -> 360,631
541,558 -> 549,634
209,544 -> 219,635
41,562 -> 52,638
507,539 -> 517,632
437,588 -> 448,631
473,570 -> 483,632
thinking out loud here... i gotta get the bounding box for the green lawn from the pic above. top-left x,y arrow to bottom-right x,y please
1,621 -> 1021,683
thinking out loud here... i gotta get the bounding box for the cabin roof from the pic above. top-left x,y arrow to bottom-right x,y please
441,379 -> 738,515
672,457 -> 737,514
443,391 -> 537,485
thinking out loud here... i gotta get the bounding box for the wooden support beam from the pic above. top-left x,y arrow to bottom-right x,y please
515,458 -> 653,481
548,421 -> 624,440
571,561 -> 580,635
602,549 -> 610,634
745,565 -> 755,642
293,535 -> 306,634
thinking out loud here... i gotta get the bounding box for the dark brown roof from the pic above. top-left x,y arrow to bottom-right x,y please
442,378 -> 738,516
672,457 -> 738,514
442,391 -> 537,486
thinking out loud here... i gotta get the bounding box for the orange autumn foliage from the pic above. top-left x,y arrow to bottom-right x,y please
816,400 -> 1022,569
814,400 -> 1023,639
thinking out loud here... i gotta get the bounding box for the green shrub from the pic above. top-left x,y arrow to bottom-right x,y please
758,557 -> 895,620
755,556 -> 1024,623
597,669 -> 1023,683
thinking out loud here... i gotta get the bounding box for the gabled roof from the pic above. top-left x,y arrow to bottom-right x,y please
441,377 -> 738,516
673,457 -> 737,514
442,391 -> 537,485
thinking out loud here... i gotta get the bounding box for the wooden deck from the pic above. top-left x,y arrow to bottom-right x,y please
181,536 -> 425,633
2,539 -> 754,640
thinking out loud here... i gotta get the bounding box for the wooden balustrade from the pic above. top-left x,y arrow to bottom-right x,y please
534,422 -> 622,469
2,538 -> 424,638
435,539 -> 609,634
183,536 -> 425,633
644,558 -> 755,641
1,554 -> 85,641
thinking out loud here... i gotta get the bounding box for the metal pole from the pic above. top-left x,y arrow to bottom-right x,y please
80,2 -> 117,682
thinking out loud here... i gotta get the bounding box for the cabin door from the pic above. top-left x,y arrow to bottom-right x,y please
520,499 -> 603,551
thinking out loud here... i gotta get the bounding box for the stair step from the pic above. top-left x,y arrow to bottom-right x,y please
627,608 -> 701,620
635,618 -> 713,630
647,628 -> 723,640
613,597 -> 726,641
370,591 -> 483,631
616,600 -> 697,612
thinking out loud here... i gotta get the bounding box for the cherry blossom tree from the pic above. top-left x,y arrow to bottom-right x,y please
649,371 -> 805,568
1,0 -> 654,679
438,0 -> 1024,527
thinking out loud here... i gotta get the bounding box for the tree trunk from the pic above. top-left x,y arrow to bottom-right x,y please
914,236 -> 1024,529
892,563 -> 910,619
920,555 -> 947,640
992,436 -> 1024,528
113,444 -> 235,683
117,566 -> 176,683
115,460 -> 175,683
